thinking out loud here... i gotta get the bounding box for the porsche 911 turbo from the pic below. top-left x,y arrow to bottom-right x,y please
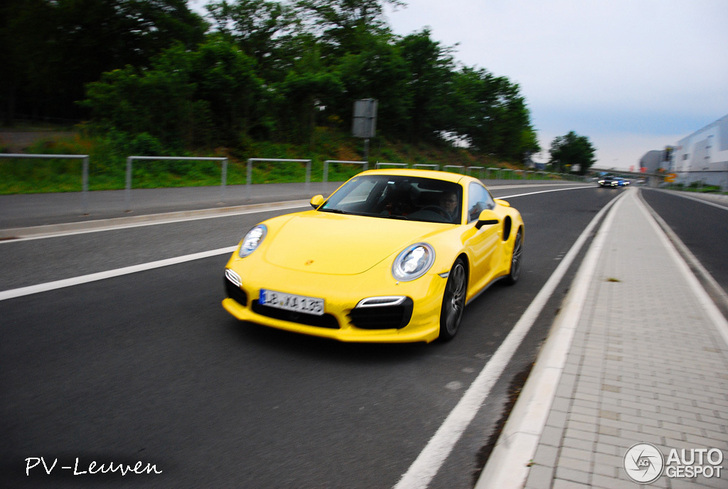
223,169 -> 524,343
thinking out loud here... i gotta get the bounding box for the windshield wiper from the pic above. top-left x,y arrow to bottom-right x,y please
319,208 -> 349,214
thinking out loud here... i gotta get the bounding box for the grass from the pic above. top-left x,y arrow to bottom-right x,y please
662,182 -> 728,195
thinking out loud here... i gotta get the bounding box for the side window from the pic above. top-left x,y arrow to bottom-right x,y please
467,182 -> 495,222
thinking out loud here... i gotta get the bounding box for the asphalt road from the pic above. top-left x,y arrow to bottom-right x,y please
2,185 -> 723,488
641,189 -> 728,295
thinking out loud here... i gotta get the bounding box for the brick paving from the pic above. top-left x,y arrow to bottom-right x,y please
479,188 -> 728,488
522,189 -> 728,488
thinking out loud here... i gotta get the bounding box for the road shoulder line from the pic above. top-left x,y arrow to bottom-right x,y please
0,247 -> 236,302
0,200 -> 310,242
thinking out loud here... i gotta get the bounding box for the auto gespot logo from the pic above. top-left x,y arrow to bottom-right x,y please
624,443 -> 724,484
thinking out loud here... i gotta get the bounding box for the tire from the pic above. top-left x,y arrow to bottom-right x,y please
504,228 -> 523,285
439,258 -> 467,341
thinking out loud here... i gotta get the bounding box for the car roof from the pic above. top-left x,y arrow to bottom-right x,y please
357,168 -> 477,185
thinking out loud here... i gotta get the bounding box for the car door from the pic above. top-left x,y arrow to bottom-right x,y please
463,182 -> 502,295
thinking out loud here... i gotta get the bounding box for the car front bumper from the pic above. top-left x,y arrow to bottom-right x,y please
222,259 -> 448,343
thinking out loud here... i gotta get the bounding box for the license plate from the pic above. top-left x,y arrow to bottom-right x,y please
259,289 -> 324,316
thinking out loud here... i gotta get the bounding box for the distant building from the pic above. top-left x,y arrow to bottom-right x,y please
639,149 -> 668,174
670,114 -> 728,189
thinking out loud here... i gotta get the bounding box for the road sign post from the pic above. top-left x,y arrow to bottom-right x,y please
352,99 -> 377,162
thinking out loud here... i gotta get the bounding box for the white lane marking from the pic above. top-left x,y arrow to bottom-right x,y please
653,189 -> 728,211
0,200 -> 310,243
393,191 -> 623,489
0,247 -> 236,302
497,185 -> 593,199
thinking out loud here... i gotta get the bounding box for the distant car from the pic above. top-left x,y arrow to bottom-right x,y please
616,178 -> 630,187
598,176 -> 619,188
223,169 -> 524,343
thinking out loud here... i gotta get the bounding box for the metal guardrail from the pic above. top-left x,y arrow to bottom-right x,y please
467,166 -> 485,177
126,156 -> 228,211
3,153 -> 602,214
247,158 -> 312,199
322,160 -> 368,187
443,165 -> 465,174
0,153 -> 91,213
413,163 -> 439,170
375,162 -> 408,169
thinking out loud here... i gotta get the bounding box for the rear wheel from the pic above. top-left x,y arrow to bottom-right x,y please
439,258 -> 467,341
504,228 -> 523,285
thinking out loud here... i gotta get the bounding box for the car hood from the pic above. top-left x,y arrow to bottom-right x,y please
263,212 -> 444,275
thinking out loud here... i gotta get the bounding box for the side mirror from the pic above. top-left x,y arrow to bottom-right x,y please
310,194 -> 325,209
494,199 -> 510,208
476,209 -> 500,229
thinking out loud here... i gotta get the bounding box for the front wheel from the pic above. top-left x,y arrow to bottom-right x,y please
439,258 -> 467,341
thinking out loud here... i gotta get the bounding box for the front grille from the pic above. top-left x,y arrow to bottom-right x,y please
251,300 -> 340,329
224,276 -> 248,306
348,298 -> 414,330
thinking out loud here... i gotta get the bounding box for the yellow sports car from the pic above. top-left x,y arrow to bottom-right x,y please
223,169 -> 524,343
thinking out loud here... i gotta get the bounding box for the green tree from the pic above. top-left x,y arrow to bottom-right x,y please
295,0 -> 403,55
82,38 -> 264,149
0,0 -> 49,124
549,131 -> 596,174
191,37 -> 266,144
397,29 -> 454,143
205,0 -> 297,80
332,35 -> 410,136
445,67 -> 538,160
61,0 -> 544,163
1,0 -> 207,123
81,59 -> 199,151
274,45 -> 344,144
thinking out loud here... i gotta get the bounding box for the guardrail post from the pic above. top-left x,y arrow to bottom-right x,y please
82,156 -> 89,214
246,158 -> 253,200
221,158 -> 228,201
0,153 -> 91,213
305,159 -> 311,194
125,157 -> 133,211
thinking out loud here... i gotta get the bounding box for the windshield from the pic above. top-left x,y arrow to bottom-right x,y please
319,175 -> 463,224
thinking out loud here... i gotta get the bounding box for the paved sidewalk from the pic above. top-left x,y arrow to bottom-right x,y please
479,188 -> 728,488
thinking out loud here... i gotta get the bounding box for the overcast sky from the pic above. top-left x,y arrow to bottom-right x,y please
383,0 -> 728,169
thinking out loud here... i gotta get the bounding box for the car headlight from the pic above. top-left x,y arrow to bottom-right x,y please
239,224 -> 267,257
392,243 -> 435,281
